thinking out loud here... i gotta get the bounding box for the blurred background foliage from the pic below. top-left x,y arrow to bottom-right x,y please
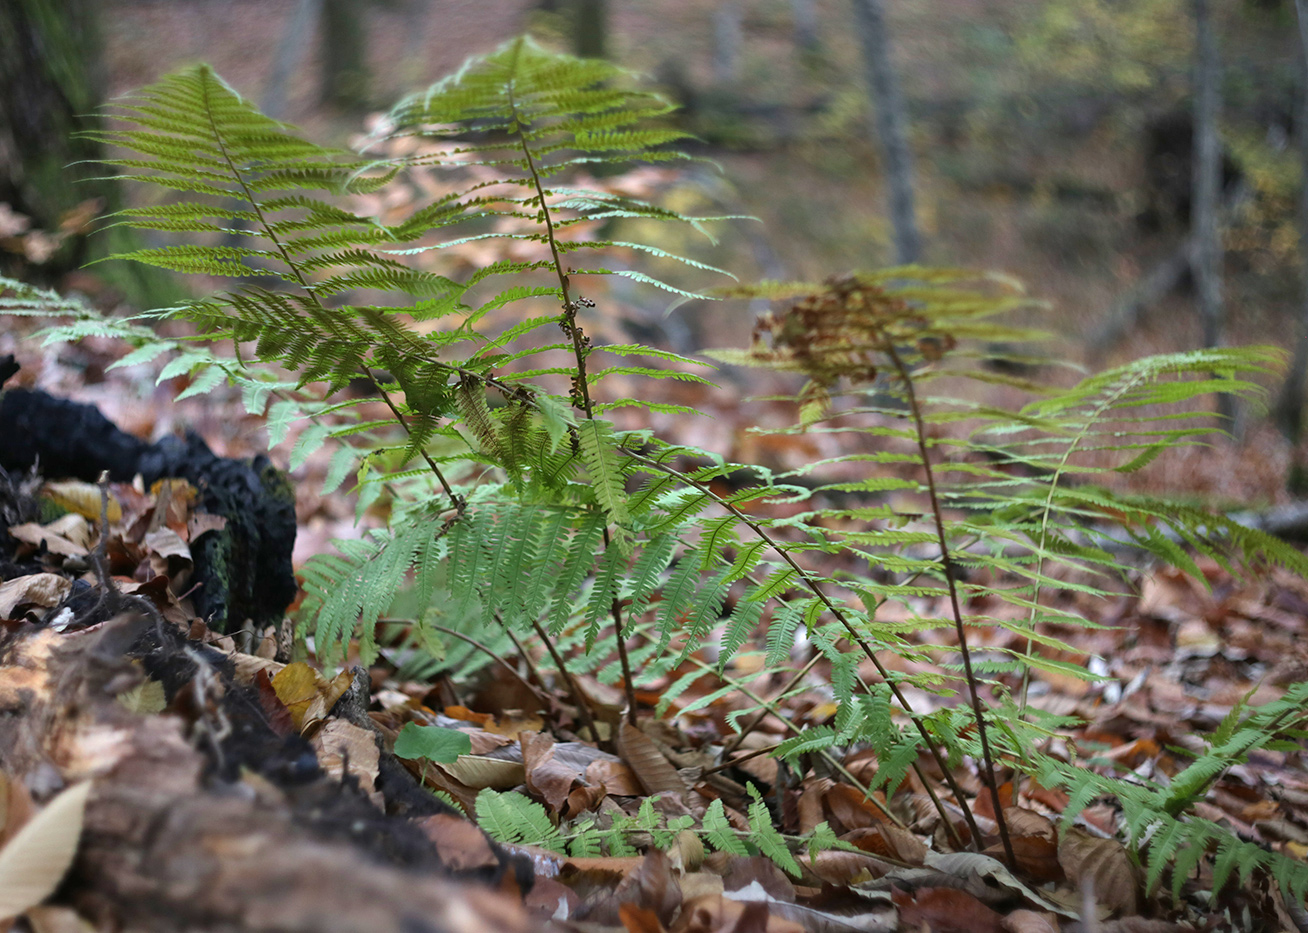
5,0 -> 1308,495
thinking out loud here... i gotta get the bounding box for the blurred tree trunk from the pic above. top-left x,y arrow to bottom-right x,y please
1191,0 -> 1233,422
0,0 -> 172,304
792,0 -> 820,56
1278,4 -> 1308,430
0,0 -> 105,277
713,1 -> 743,85
263,0 -> 322,119
320,0 -> 369,111
570,0 -> 607,59
1276,0 -> 1308,487
850,0 -> 922,264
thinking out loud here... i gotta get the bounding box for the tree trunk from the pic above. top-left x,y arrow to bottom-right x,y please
1191,0 -> 1233,421
263,0 -> 323,119
570,0 -> 608,59
320,0 -> 370,111
0,0 -> 175,305
1276,0 -> 1308,468
713,1 -> 743,85
792,0 -> 820,56
0,0 -> 107,278
850,0 -> 922,265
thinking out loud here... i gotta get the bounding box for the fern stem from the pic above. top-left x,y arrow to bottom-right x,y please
510,79 -> 639,726
629,449 -> 983,848
530,617 -> 602,744
199,75 -> 465,514
884,345 -> 1017,869
720,532 -> 983,758
381,617 -> 545,704
363,368 -> 465,514
685,658 -> 906,828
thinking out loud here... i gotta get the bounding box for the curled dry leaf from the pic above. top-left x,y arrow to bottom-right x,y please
1057,828 -> 1140,916
0,781 -> 93,920
522,732 -> 583,815
616,722 -> 685,798
8,522 -> 88,558
312,719 -> 381,804
270,661 -> 353,733
0,574 -> 72,619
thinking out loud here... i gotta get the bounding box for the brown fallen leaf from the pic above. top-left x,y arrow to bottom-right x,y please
417,813 -> 501,873
312,719 -> 381,804
616,721 -> 685,798
891,885 -> 1006,933
672,894 -> 804,933
1057,828 -> 1140,916
1001,909 -> 1061,933
0,574 -> 71,620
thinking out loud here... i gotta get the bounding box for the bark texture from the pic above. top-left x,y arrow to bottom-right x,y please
0,625 -> 546,933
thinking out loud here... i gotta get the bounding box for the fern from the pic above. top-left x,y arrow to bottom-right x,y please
7,35 -> 1307,903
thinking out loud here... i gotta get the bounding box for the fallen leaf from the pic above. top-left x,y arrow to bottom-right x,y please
0,575 -> 71,619
1057,828 -> 1140,916
7,523 -> 87,559
116,679 -> 167,715
0,781 -> 93,919
41,481 -> 120,524
891,885 -> 1005,933
616,722 -> 685,798
417,813 -> 500,872
313,719 -> 381,802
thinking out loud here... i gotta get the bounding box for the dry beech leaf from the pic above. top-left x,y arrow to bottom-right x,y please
41,481 -> 121,524
312,719 -> 380,802
799,848 -> 889,885
612,849 -> 681,926
116,679 -> 167,715
522,732 -> 580,815
1057,828 -> 1140,916
586,758 -> 642,796
0,781 -> 93,919
1003,807 -> 1056,839
438,755 -> 526,791
892,885 -> 1005,933
0,574 -> 72,619
7,523 -> 87,559
842,823 -> 928,865
1001,910 -> 1061,933
616,722 -> 685,798
417,813 -> 500,873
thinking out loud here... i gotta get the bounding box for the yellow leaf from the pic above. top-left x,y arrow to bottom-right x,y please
0,781 -> 93,920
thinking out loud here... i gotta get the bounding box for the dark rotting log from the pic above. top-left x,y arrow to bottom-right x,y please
0,355 -> 296,631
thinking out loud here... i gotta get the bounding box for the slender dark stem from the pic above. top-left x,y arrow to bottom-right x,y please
629,449 -> 984,849
885,344 -> 1016,868
510,82 -> 638,724
531,618 -> 601,744
379,617 -> 544,703
204,80 -> 464,515
361,368 -> 464,514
